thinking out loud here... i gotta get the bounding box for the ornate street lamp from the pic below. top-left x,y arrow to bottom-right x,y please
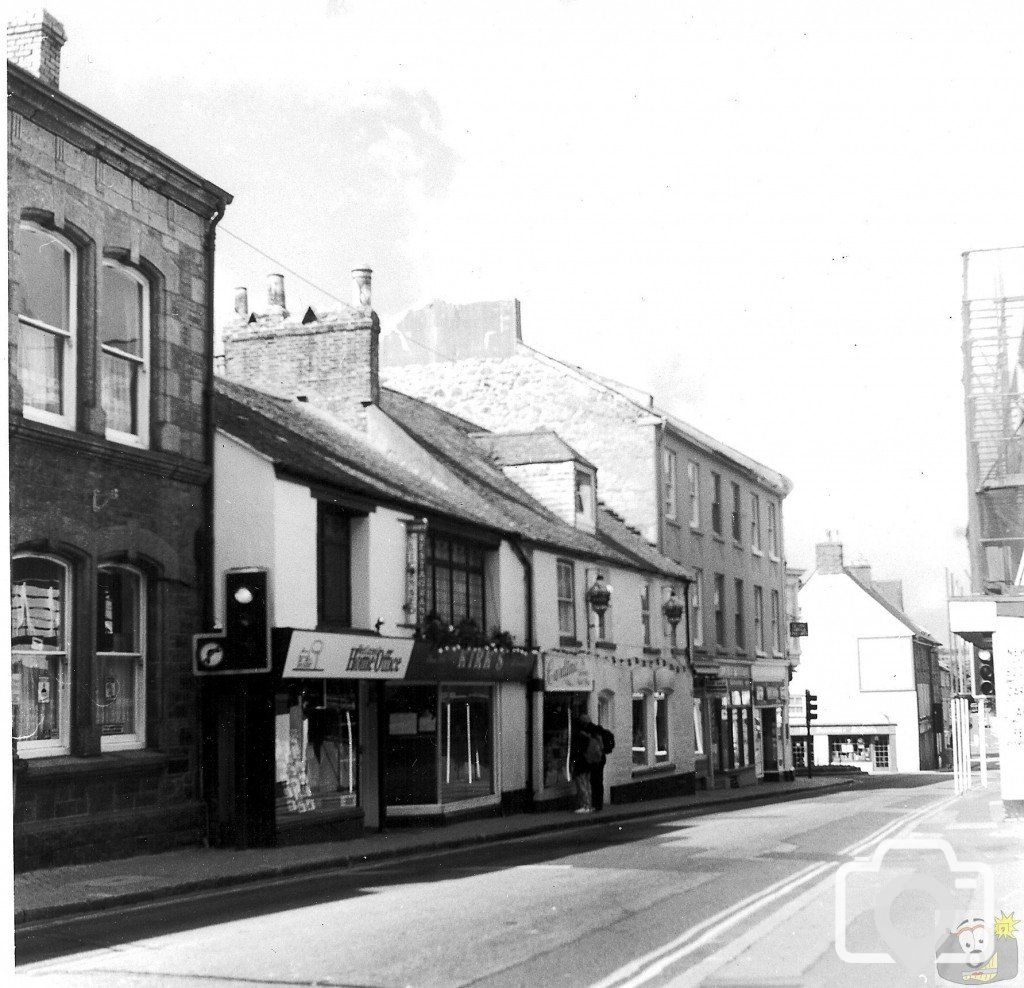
586,574 -> 612,641
662,588 -> 685,647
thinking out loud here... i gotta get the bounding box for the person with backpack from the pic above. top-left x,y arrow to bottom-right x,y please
580,713 -> 615,811
570,713 -> 598,813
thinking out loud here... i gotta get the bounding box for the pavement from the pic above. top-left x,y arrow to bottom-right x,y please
13,772 -> 883,926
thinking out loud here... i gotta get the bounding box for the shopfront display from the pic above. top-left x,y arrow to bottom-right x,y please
275,681 -> 358,821
542,652 -> 595,789
717,683 -> 754,772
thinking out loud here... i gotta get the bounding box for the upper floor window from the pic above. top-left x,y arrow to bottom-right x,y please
640,582 -> 652,646
318,504 -> 352,629
101,261 -> 150,445
711,472 -> 722,535
767,502 -> 779,558
691,570 -> 704,647
713,573 -> 726,646
663,450 -> 678,520
753,585 -> 765,653
687,461 -> 700,528
16,222 -> 77,429
734,578 -> 746,650
428,534 -> 486,631
96,564 -> 146,750
556,559 -> 576,639
11,554 -> 71,757
574,470 -> 594,526
750,493 -> 762,552
770,589 -> 782,652
731,482 -> 742,542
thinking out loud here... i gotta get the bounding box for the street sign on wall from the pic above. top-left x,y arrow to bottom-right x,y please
789,621 -> 809,637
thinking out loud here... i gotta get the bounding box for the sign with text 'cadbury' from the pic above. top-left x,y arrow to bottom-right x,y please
283,631 -> 415,679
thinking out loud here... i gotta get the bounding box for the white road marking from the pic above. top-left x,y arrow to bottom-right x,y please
591,791 -> 957,988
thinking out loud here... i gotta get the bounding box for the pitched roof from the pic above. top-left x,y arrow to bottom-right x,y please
843,565 -> 937,642
215,377 -> 688,578
379,387 -> 690,578
471,430 -> 596,469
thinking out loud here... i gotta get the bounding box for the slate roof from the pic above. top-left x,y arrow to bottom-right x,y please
215,377 -> 689,579
471,430 -> 596,469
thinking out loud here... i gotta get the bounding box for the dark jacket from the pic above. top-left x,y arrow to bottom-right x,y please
572,722 -> 614,774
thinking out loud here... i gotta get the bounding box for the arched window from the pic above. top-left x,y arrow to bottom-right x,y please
101,260 -> 150,446
11,555 -> 71,756
16,221 -> 77,429
96,565 -> 146,749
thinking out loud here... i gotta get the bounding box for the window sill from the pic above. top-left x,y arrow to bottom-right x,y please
689,525 -> 703,535
755,650 -> 768,659
769,555 -> 781,564
751,548 -> 763,558
642,646 -> 662,657
712,534 -> 725,544
559,636 -> 582,648
670,647 -> 688,659
18,749 -> 170,781
665,515 -> 680,528
632,762 -> 676,777
732,540 -> 744,550
595,640 -> 617,651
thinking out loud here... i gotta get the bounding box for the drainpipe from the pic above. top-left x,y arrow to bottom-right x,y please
510,540 -> 536,810
200,200 -> 226,847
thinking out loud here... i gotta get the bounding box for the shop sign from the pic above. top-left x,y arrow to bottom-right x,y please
406,644 -> 535,682
702,676 -> 729,697
283,631 -> 415,679
544,652 -> 595,692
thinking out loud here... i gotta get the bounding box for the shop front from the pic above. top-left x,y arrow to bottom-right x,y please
705,664 -> 757,788
753,680 -> 792,781
539,650 -> 597,808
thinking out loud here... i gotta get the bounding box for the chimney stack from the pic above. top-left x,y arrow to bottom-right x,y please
266,273 -> 288,317
233,287 -> 249,319
7,10 -> 66,89
352,267 -> 372,309
815,541 -> 844,575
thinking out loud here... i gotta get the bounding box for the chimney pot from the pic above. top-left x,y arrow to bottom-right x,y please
7,10 -> 67,89
267,273 -> 287,317
352,267 -> 372,309
233,287 -> 249,319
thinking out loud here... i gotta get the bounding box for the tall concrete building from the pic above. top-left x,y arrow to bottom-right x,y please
381,301 -> 796,789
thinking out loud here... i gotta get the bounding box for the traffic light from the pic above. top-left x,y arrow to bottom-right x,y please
805,691 -> 818,722
220,568 -> 271,674
973,647 -> 996,697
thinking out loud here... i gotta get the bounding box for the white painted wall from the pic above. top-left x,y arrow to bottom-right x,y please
272,479 -> 318,629
362,506 -> 415,637
495,542 -> 527,644
499,683 -> 528,791
213,431 -> 277,625
792,571 -> 921,771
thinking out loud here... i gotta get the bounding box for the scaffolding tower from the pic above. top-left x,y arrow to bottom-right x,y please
962,246 -> 1024,591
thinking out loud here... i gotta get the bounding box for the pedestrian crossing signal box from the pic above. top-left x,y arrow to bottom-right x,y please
192,568 -> 272,676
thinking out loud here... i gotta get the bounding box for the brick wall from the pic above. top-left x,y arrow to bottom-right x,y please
6,12 -> 66,89
222,314 -> 379,432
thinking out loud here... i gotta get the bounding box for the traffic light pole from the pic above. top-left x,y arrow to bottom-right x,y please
979,697 -> 988,789
805,690 -> 812,780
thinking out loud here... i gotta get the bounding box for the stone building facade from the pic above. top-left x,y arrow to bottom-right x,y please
8,16 -> 231,869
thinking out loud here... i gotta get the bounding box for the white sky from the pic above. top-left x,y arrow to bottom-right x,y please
46,0 -> 1024,637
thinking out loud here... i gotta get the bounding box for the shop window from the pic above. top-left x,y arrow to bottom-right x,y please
556,559 -> 576,638
792,737 -> 808,769
632,692 -> 648,766
542,691 -> 589,788
597,691 -> 613,732
11,554 -> 70,756
874,740 -> 890,768
441,685 -> 493,802
95,565 -> 145,750
654,691 -> 670,763
101,260 -> 150,446
640,583 -> 651,646
427,535 -> 485,631
693,697 -> 705,755
318,503 -> 352,629
16,221 -> 77,429
384,684 -> 439,805
718,685 -> 753,771
275,681 -> 358,820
